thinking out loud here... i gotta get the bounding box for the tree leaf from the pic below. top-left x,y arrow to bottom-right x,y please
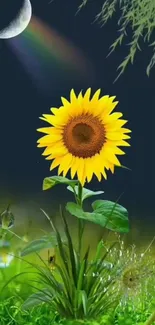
43,176 -> 78,191
22,288 -> 53,310
67,185 -> 104,202
66,200 -> 129,233
21,234 -> 58,256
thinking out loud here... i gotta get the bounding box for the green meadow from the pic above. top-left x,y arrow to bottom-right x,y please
0,178 -> 155,325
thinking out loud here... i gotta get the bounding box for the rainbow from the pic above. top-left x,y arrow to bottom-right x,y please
7,16 -> 94,93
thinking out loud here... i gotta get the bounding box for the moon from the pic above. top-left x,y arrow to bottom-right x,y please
0,0 -> 32,39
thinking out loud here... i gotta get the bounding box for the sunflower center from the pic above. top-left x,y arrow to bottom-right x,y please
72,124 -> 93,144
63,114 -> 106,158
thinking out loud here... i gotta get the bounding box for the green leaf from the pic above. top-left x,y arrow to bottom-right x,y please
92,200 -> 129,233
22,289 -> 53,310
43,176 -> 78,191
118,165 -> 131,171
21,234 -> 58,256
67,185 -> 104,202
66,200 -> 129,233
66,202 -> 107,228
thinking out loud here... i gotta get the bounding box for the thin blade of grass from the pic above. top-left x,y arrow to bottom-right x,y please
41,208 -> 70,275
86,242 -> 118,295
81,290 -> 88,316
60,206 -> 77,285
0,271 -> 40,297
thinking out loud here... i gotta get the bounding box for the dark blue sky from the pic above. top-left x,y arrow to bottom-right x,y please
0,0 -> 153,220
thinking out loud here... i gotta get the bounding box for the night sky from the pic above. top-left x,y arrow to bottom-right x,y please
0,0 -> 154,226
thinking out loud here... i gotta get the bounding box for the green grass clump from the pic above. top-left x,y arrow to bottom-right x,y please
1,209 -> 155,324
20,210 -> 121,321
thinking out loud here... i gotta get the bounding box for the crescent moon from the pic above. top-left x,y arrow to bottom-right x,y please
0,0 -> 32,39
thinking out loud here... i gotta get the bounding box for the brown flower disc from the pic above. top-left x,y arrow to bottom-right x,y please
63,114 -> 106,158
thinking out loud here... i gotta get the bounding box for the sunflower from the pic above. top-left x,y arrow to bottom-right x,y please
37,88 -> 131,186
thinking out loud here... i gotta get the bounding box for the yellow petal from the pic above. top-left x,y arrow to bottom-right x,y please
50,106 -> 67,117
84,158 -> 94,183
91,153 -> 108,180
40,114 -> 54,123
78,91 -> 83,100
106,150 -> 121,166
37,133 -> 62,145
47,145 -> 68,158
108,163 -> 115,174
40,112 -> 69,127
113,147 -> 125,155
91,89 -> 101,103
77,158 -> 86,186
70,156 -> 79,179
94,169 -> 102,182
57,153 -> 73,176
87,89 -> 103,116
50,157 -> 62,171
103,112 -> 123,122
105,122 -> 129,134
98,95 -> 109,105
61,97 -> 70,106
42,146 -> 53,156
106,132 -> 131,140
106,119 -> 128,129
66,91 -> 84,117
37,139 -> 62,148
70,89 -> 77,102
50,107 -> 59,115
119,128 -> 131,133
112,140 -> 130,147
101,168 -> 107,179
37,143 -> 46,148
84,88 -> 91,101
109,96 -> 116,102
37,127 -> 55,134
89,95 -> 110,117
91,154 -> 103,181
45,154 -> 53,160
102,100 -> 119,117
97,150 -> 111,170
97,95 -> 109,110
81,88 -> 91,114
104,142 -> 125,155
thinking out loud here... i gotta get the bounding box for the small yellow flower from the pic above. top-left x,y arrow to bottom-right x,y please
37,88 -> 131,185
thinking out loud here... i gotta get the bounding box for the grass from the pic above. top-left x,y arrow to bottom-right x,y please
0,213 -> 155,324
19,209 -> 122,321
0,238 -> 155,324
0,294 -> 155,324
0,297 -> 59,325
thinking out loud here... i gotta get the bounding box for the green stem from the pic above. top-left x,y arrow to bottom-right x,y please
76,182 -> 84,257
145,311 -> 155,325
0,229 -> 7,241
73,188 -> 78,205
77,182 -> 83,206
0,227 -> 25,242
6,229 -> 25,242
